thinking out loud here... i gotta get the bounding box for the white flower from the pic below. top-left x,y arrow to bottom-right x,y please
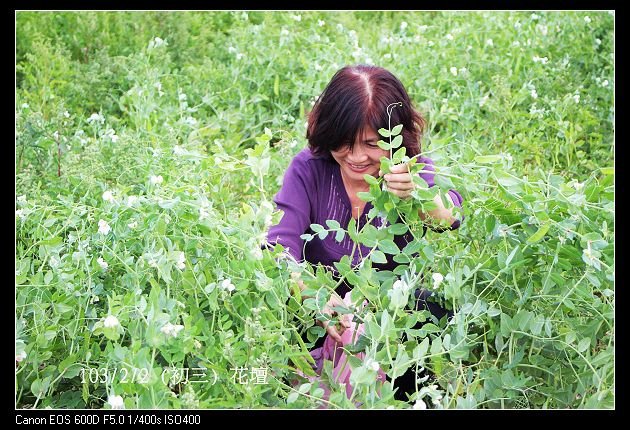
400,21 -> 408,30
183,116 -> 197,126
392,279 -> 407,291
16,209 -> 26,219
97,257 -> 109,270
537,24 -> 548,36
413,399 -> 427,410
602,79 -> 609,87
16,350 -> 27,363
531,13 -> 540,20
531,89 -> 538,99
445,33 -> 454,40
179,93 -> 187,101
369,360 -> 380,371
432,272 -> 444,289
173,145 -> 185,155
17,195 -> 27,205
176,252 -> 186,270
127,221 -> 138,229
479,94 -> 490,107
595,38 -> 602,46
221,278 -> 236,292
450,67 -> 458,76
103,315 -> 120,329
148,36 -> 167,49
63,111 -> 70,118
150,175 -> 163,185
318,20 -> 325,26
199,207 -> 210,219
384,53 -> 392,60
571,180 -> 585,191
314,63 -> 323,71
280,28 -> 289,36
573,94 -> 580,104
126,195 -> 139,207
49,255 -> 60,268
87,113 -> 105,124
584,16 -> 591,24
512,40 -> 521,47
161,322 -> 185,338
418,25 -> 428,32
21,103 -> 29,109
291,14 -> 302,21
236,53 -> 244,60
529,103 -> 547,117
108,395 -> 125,409
228,46 -> 237,54
102,190 -> 115,203
98,219 -> 111,235
486,38 -> 493,46
533,55 -> 549,64
250,247 -> 263,260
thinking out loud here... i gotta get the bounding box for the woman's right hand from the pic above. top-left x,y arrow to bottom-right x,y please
316,293 -> 352,344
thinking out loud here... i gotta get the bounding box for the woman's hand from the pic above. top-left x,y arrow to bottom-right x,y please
316,293 -> 352,344
380,162 -> 458,226
379,163 -> 414,199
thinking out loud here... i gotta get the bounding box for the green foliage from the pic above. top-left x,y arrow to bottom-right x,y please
16,11 -> 613,409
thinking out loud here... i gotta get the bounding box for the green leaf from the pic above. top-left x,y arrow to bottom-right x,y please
577,337 -> 591,353
325,219 -> 340,229
298,382 -> 312,394
370,250 -> 388,264
391,135 -> 403,149
378,239 -> 400,255
310,223 -> 324,233
600,167 -> 614,175
364,174 -> 379,186
434,174 -> 455,190
391,147 -> 407,165
500,313 -> 513,337
414,337 -> 430,360
287,392 -> 299,404
378,128 -> 391,138
378,140 -> 391,150
391,124 -> 403,136
274,75 -> 279,97
335,229 -> 345,242
388,223 -> 408,235
474,154 -> 502,164
430,336 -> 443,355
505,245 -> 520,267
357,191 -> 374,202
527,224 -> 550,243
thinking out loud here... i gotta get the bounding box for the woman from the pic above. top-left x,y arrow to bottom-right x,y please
266,64 -> 463,402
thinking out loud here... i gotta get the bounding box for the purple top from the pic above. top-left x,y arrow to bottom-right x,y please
267,148 -> 463,274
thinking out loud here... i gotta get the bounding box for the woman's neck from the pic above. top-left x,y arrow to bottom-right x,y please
339,169 -> 369,195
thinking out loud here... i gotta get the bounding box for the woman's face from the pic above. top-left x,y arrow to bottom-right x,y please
330,127 -> 389,184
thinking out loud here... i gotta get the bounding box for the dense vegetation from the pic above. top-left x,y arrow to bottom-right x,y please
16,11 -> 614,409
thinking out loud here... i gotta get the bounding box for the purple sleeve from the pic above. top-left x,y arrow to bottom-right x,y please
266,152 -> 314,261
417,156 -> 464,230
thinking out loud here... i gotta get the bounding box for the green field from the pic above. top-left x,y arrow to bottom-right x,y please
16,11 -> 614,409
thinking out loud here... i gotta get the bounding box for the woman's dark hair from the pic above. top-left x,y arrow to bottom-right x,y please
306,64 -> 425,159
